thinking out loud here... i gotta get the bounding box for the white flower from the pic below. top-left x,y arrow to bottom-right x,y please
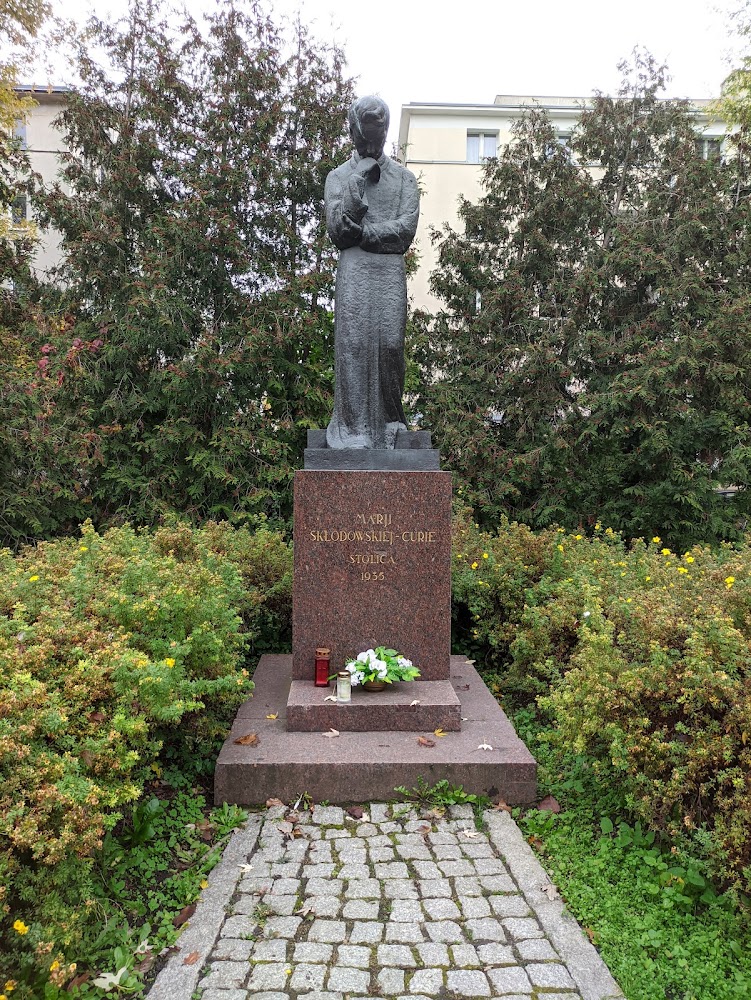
356,650 -> 370,663
351,670 -> 364,686
397,656 -> 412,668
583,611 -> 591,618
372,658 -> 387,677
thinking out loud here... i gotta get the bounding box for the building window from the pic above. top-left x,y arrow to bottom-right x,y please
11,195 -> 27,224
467,132 -> 498,163
13,119 -> 27,150
695,137 -> 721,160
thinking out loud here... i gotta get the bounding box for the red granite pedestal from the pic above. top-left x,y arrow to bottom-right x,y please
214,654 -> 537,805
214,458 -> 537,805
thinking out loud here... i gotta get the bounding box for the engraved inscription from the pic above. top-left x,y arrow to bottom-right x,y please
309,511 -> 439,582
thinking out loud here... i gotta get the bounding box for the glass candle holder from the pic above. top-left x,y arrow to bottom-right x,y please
314,647 -> 331,687
336,670 -> 351,703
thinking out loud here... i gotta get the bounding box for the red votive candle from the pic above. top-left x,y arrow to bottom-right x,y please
314,647 -> 331,687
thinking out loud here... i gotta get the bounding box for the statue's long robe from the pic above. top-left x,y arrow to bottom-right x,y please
324,153 -> 420,449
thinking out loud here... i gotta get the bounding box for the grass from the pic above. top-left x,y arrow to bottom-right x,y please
512,707 -> 751,1000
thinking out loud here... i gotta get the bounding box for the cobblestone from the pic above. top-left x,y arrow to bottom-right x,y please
327,967 -> 370,993
155,804 -> 624,1000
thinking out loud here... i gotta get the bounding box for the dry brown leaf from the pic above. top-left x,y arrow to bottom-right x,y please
540,882 -> 560,901
538,795 -> 561,814
88,711 -> 106,723
409,699 -> 420,706
422,807 -> 445,820
285,810 -> 301,824
433,728 -> 446,738
173,903 -> 196,928
266,797 -> 285,807
234,732 -> 260,746
322,728 -> 340,738
477,742 -> 493,751
182,951 -> 200,966
135,951 -> 155,974
347,805 -> 365,819
266,713 -> 279,720
493,799 -> 512,813
585,926 -> 598,944
417,736 -> 436,748
462,828 -> 480,839
67,973 -> 92,990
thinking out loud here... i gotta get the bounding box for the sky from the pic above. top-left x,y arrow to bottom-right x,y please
35,0 -> 745,144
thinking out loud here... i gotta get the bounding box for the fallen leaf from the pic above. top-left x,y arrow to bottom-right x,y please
462,829 -> 480,839
182,952 -> 200,966
417,736 -> 436,747
88,710 -> 106,723
456,683 -> 470,691
493,799 -> 512,813
527,835 -> 544,850
477,742 -> 493,751
322,728 -> 340,738
135,951 -> 155,974
67,973 -> 92,990
285,810 -> 301,823
323,695 -> 337,702
417,823 -> 432,836
538,795 -> 561,814
464,659 -> 476,665
266,713 -> 278,720
296,903 -> 315,918
347,805 -> 365,819
266,797 -> 285,807
585,926 -> 598,944
289,826 -> 306,839
238,863 -> 254,873
234,732 -> 260,746
540,882 -> 560,901
277,821 -> 294,835
173,903 -> 195,928
422,807 -> 445,820
433,728 -> 446,738
409,699 -> 420,706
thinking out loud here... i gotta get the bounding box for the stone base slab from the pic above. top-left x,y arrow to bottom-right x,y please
286,678 -> 461,732
215,654 -> 536,805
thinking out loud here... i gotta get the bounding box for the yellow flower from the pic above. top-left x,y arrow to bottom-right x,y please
725,576 -> 735,587
200,879 -> 209,889
645,575 -> 651,582
661,548 -> 671,556
594,522 -> 602,531
557,544 -> 564,552
79,545 -> 88,552
29,575 -> 39,582
575,534 -> 583,540
678,567 -> 688,574
482,552 -> 489,559
165,658 -> 175,668
605,526 -> 614,536
5,981 -> 17,992
12,920 -> 29,935
652,536 -> 661,545
471,562 -> 478,569
50,961 -> 60,972
686,556 -> 694,564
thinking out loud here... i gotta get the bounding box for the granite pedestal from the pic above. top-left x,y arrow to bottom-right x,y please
292,467 -> 452,683
215,654 -> 537,805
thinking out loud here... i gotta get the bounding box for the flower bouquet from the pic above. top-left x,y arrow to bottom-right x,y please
344,646 -> 420,691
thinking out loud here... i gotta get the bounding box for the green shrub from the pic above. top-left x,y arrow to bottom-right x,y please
0,519 -> 291,987
451,513 -> 751,895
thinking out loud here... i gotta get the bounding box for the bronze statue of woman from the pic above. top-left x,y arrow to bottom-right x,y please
324,96 -> 420,449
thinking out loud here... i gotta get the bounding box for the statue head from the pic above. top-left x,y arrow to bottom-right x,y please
348,96 -> 389,159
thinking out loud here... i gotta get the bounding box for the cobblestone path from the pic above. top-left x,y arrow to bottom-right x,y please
149,804 -> 623,1000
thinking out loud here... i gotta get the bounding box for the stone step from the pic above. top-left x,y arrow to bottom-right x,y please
286,677 -> 461,732
214,655 -> 536,805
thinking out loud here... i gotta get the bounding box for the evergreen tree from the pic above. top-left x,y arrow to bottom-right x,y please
417,52 -> 751,548
33,0 -> 354,530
